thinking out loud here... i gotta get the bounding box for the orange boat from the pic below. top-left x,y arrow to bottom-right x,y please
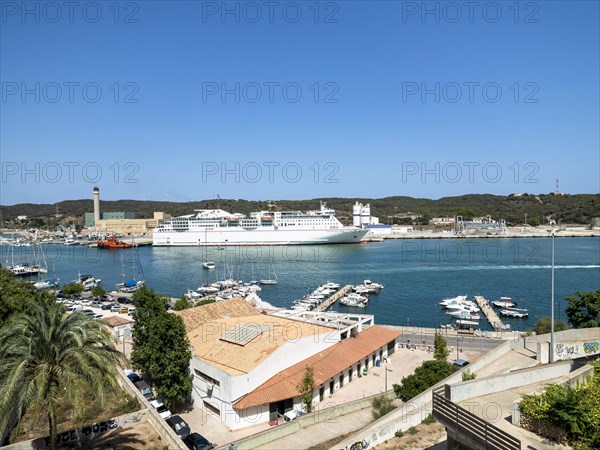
97,236 -> 133,249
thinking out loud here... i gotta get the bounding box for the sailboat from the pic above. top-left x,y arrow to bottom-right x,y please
34,260 -> 60,290
202,228 -> 216,270
260,259 -> 278,285
115,241 -> 145,293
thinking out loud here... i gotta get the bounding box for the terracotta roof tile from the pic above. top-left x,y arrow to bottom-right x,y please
234,326 -> 400,410
176,297 -> 261,332
188,315 -> 336,376
101,316 -> 132,327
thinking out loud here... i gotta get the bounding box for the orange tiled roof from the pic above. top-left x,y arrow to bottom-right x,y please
233,325 -> 400,410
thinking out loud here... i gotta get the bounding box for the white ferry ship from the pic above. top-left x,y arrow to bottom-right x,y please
152,202 -> 368,246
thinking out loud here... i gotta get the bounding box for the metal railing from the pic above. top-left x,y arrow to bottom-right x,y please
432,387 -> 520,450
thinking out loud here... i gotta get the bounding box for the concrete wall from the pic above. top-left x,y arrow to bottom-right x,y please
447,361 -> 573,403
219,393 -> 396,450
116,369 -> 186,450
332,337 -> 518,450
533,327 -> 600,363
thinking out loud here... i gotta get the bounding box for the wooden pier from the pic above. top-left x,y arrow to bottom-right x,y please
314,284 -> 353,312
473,296 -> 505,332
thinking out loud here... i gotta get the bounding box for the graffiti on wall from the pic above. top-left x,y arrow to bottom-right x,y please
583,341 -> 599,354
555,340 -> 600,360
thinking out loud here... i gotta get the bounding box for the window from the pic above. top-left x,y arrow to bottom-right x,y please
194,369 -> 220,387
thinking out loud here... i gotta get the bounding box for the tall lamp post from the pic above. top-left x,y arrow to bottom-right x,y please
549,229 -> 560,363
384,362 -> 393,392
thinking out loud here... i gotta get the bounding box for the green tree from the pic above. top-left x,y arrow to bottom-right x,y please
131,287 -> 168,374
296,366 -> 316,413
393,359 -> 453,402
528,217 -> 541,227
0,301 -> 123,450
91,285 -> 106,298
457,207 -> 476,219
565,290 -> 600,329
147,313 -> 193,409
62,282 -> 84,298
174,295 -> 192,311
535,316 -> 569,335
433,332 -> 449,360
0,269 -> 54,327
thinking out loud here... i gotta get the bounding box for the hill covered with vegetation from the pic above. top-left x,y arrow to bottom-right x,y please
2,193 -> 598,227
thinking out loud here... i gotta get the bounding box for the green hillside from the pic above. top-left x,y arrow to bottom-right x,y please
1,193 -> 598,227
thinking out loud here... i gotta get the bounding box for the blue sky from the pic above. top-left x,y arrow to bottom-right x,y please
1,1 -> 599,205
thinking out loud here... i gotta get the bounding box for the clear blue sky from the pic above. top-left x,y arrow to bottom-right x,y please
1,1 -> 599,205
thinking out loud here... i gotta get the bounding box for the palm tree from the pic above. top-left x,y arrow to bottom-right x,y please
0,301 -> 125,450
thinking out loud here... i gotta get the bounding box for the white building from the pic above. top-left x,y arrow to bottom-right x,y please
177,298 -> 400,430
430,217 -> 456,225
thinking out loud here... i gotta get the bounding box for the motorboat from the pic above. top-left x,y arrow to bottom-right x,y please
439,295 -> 468,306
202,261 -> 216,270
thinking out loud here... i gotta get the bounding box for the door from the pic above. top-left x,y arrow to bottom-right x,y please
329,380 -> 334,395
319,386 -> 324,402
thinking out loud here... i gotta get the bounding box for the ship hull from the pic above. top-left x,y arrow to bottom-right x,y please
152,228 -> 368,246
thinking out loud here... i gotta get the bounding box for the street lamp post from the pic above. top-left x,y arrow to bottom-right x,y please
384,364 -> 393,392
550,230 -> 555,363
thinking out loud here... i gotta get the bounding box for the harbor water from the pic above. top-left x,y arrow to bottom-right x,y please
3,237 -> 599,331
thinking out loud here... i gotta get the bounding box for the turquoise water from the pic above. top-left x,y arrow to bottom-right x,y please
4,238 -> 599,331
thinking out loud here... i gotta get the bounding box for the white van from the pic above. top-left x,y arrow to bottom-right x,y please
66,305 -> 84,314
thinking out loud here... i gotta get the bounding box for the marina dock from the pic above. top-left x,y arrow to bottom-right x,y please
314,284 -> 353,312
473,295 -> 505,332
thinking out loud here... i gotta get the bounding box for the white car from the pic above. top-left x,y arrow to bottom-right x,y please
150,399 -> 172,419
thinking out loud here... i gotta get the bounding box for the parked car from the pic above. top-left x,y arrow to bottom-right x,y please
110,305 -> 122,313
102,294 -> 114,301
117,296 -> 128,303
102,303 -> 116,310
166,415 -> 191,439
81,309 -> 95,316
80,300 -> 93,306
119,306 -> 129,314
150,399 -> 173,419
56,292 -> 66,299
66,305 -> 84,314
127,372 -> 141,383
283,409 -> 305,422
134,381 -> 153,400
184,432 -> 215,450
453,358 -> 470,368
93,313 -> 103,319
128,307 -> 136,316
91,301 -> 104,308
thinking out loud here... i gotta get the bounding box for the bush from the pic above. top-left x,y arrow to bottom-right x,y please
408,426 -> 417,435
422,414 -> 436,425
462,369 -> 476,381
535,317 -> 569,335
394,359 -> 453,402
372,395 -> 396,420
394,430 -> 404,438
519,360 -> 600,448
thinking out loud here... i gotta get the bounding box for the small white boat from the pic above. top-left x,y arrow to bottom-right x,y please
202,261 -> 216,270
339,293 -> 368,307
439,295 -> 467,306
